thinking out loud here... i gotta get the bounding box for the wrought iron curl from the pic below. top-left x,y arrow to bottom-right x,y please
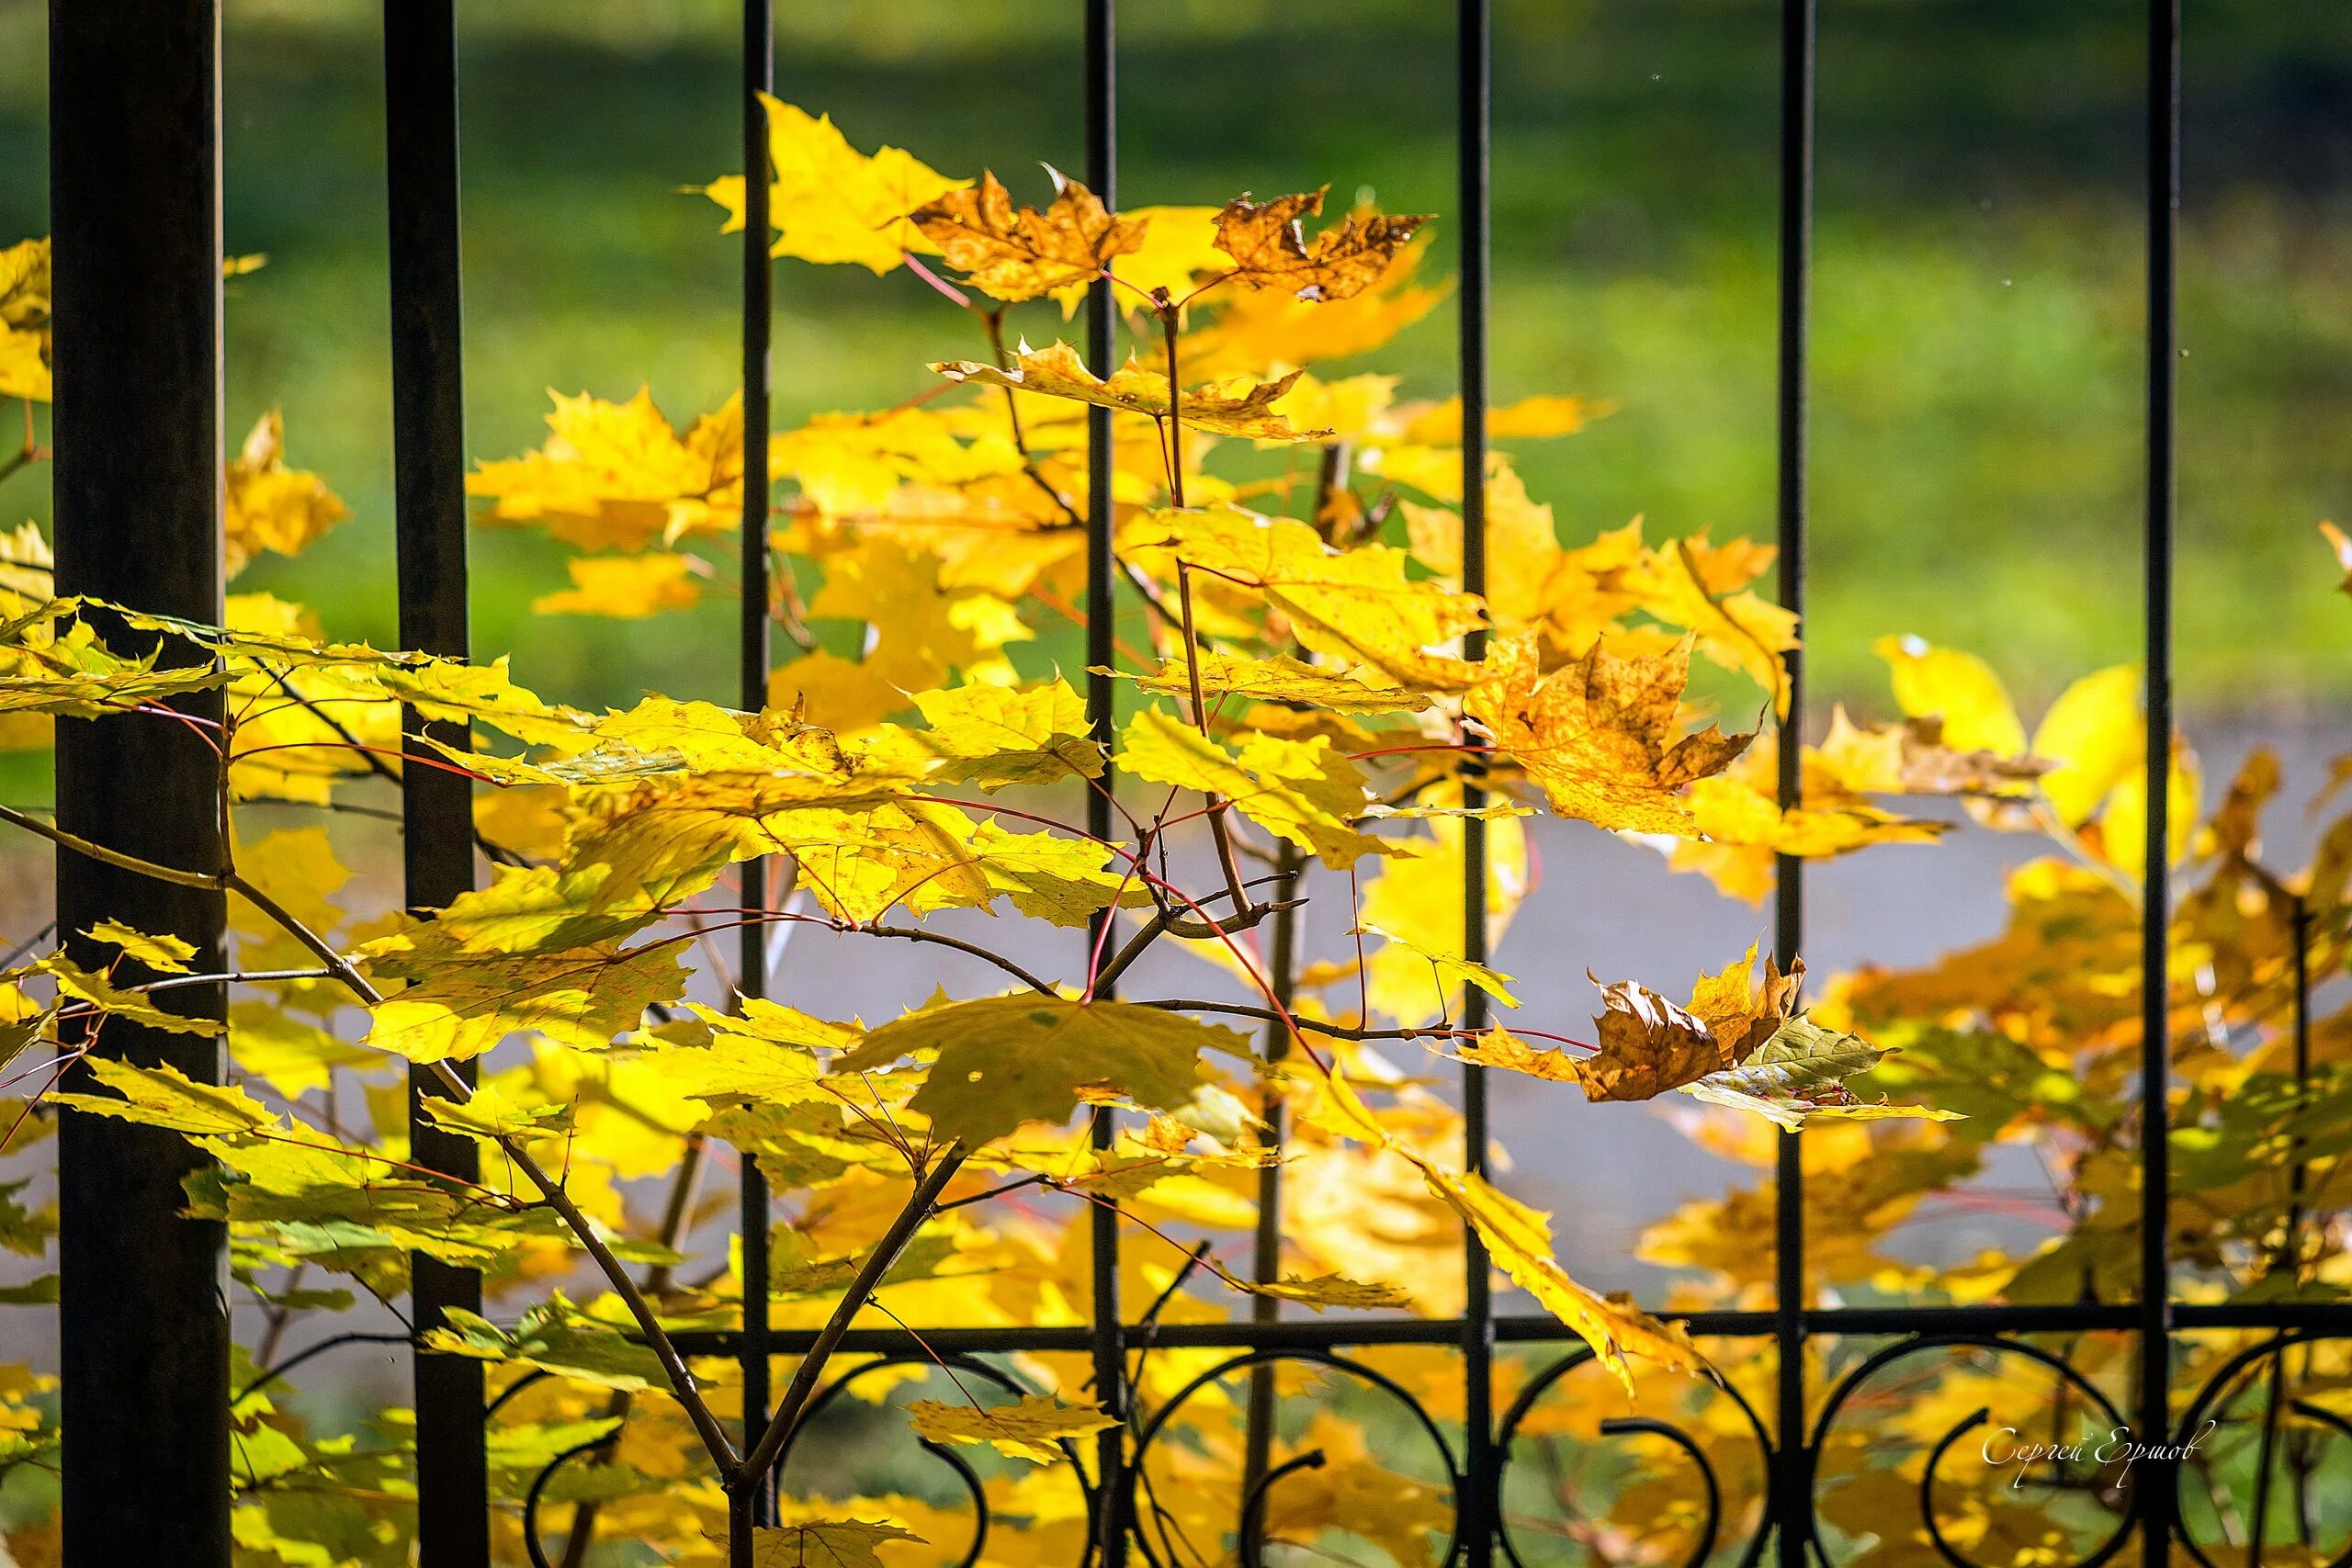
1125,1348 -> 1463,1568
2168,1330 -> 2352,1568
1489,1344 -> 1770,1568
773,1352 -> 1097,1568
1805,1335 -> 2133,1568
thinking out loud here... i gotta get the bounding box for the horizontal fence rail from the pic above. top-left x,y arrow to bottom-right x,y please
42,1 -> 2352,1566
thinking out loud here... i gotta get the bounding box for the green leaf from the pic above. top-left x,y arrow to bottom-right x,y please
1682,1017 -> 1962,1130
419,1294 -> 666,1392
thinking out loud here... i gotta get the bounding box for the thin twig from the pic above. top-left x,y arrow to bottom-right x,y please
859,922 -> 1056,996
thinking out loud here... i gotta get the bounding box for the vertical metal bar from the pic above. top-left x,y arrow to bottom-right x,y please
384,2 -> 489,1561
1456,4 -> 1495,1564
2138,0 -> 2182,1558
1241,847 -> 1302,1501
49,1 -> 232,1562
1084,6 -> 1126,1565
739,0 -> 776,1527
1771,0 -> 1816,1562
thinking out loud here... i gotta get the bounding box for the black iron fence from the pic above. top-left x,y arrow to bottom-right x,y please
38,1 -> 2350,1566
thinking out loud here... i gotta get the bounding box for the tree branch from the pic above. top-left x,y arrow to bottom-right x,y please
736,1145 -> 968,1488
859,922 -> 1057,996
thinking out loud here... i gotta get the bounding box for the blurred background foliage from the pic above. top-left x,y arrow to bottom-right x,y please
0,0 -> 2344,715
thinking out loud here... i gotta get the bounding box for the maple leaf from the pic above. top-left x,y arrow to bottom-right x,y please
224,411 -> 349,579
834,996 -> 1245,1146
420,1294 -> 666,1392
1466,631 -> 1752,835
1120,649 -> 1430,715
899,677 -> 1104,788
417,1084 -> 574,1146
1874,635 -> 2026,756
37,953 -> 225,1038
532,552 -> 704,618
1118,706 -> 1399,869
47,1058 -> 271,1135
1128,505 -> 1484,691
703,95 -> 964,274
1050,203 -> 1229,317
1182,228 -> 1450,378
750,1521 -> 927,1568
359,924 -> 689,1062
1211,188 -> 1431,303
910,169 -> 1144,303
934,343 -> 1329,442
906,1393 -> 1116,1463
229,1001 -> 371,1100
1687,772 -> 1945,860
654,1003 -> 848,1109
1681,1017 -> 1961,1129
1573,975 -> 1731,1103
83,919 -> 196,975
1629,536 -> 1798,715
2028,665 -> 2145,829
469,388 -> 742,553
1810,706 -> 2052,799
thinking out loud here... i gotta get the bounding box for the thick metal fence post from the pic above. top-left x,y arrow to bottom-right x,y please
1083,8 -> 1128,1565
2138,0 -> 2182,1557
1770,1 -> 1816,1562
49,2 -> 233,1563
739,0 -> 777,1527
1455,5 -> 1497,1567
384,1 -> 491,1561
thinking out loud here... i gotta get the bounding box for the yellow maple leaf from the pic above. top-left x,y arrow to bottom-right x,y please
1874,635 -> 2027,756
469,388 -> 742,553
359,925 -> 687,1063
749,1520 -> 926,1568
1182,229 -> 1450,378
1628,536 -> 1797,715
910,170 -> 1143,303
223,411 -> 348,579
906,1393 -> 1116,1463
1425,1165 -> 1705,1392
82,919 -> 196,975
2029,664 -> 2143,829
1127,505 -> 1484,692
702,95 -> 964,275
1123,649 -> 1430,715
933,342 -> 1328,443
1118,706 -> 1397,869
1210,188 -> 1431,303
1466,630 -> 1752,835
531,552 -> 704,618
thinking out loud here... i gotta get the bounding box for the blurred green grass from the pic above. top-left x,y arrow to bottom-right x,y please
0,0 -> 2346,716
